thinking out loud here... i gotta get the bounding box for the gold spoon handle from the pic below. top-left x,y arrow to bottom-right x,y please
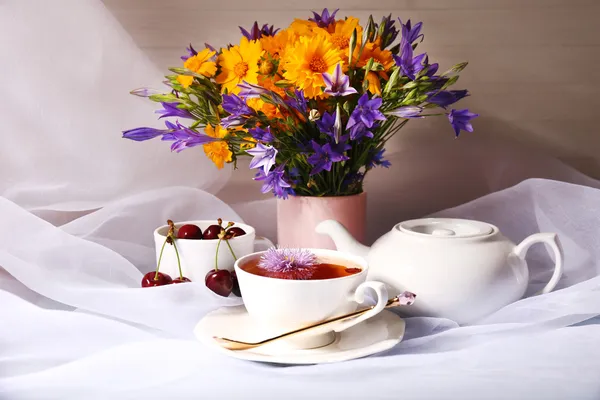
213,291 -> 416,351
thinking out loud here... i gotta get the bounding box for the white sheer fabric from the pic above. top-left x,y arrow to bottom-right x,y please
1,1 -> 600,399
1,180 -> 600,399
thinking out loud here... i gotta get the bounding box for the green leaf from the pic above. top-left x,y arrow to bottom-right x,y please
342,101 -> 352,115
362,58 -> 374,92
367,15 -> 376,42
348,28 -> 357,65
402,81 -> 419,90
148,93 -> 179,102
259,93 -> 276,105
404,88 -> 418,102
441,62 -> 468,77
358,16 -> 373,60
274,80 -> 293,88
383,67 -> 400,95
168,67 -> 204,78
441,75 -> 460,90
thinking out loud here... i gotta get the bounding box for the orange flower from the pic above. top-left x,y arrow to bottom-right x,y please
203,125 -> 232,169
365,72 -> 382,96
246,76 -> 285,119
355,42 -> 394,70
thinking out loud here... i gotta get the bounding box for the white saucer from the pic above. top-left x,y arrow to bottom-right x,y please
194,306 -> 405,364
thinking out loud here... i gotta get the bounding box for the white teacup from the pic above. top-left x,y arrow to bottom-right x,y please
234,248 -> 389,350
153,220 -> 273,283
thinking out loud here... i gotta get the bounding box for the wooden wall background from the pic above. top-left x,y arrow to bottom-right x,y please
101,0 -> 600,238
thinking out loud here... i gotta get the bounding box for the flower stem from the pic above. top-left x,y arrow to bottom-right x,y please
215,239 -> 222,271
225,239 -> 237,260
172,240 -> 183,279
154,237 -> 168,280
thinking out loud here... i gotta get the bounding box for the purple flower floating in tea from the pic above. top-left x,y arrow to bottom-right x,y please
258,247 -> 318,280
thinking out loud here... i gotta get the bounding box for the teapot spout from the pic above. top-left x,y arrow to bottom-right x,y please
315,220 -> 370,259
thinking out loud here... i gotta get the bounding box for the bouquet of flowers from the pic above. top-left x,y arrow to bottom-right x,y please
123,9 -> 478,199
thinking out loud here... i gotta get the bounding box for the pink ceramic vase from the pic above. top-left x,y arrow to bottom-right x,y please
277,193 -> 366,249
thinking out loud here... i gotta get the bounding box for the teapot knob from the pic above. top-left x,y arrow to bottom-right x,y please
432,228 -> 455,236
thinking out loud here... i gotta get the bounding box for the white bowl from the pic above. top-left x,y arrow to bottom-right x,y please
153,220 -> 272,283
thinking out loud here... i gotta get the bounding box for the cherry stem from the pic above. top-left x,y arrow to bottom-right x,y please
172,239 -> 183,279
225,239 -> 237,261
155,237 -> 168,281
215,238 -> 222,271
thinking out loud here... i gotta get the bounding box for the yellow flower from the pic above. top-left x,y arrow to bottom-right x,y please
365,72 -> 382,96
176,48 -> 217,88
287,19 -> 319,37
282,34 -> 344,98
240,136 -> 257,150
216,37 -> 263,94
203,124 -> 232,169
327,17 -> 362,51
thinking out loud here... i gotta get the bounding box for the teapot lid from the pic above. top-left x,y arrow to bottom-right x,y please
396,218 -> 495,238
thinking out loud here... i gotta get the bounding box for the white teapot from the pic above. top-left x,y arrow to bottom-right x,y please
316,218 -> 564,325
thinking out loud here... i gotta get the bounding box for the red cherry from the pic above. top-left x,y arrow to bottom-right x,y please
172,277 -> 191,284
141,271 -> 172,287
203,224 -> 222,240
231,270 -> 241,297
177,224 -> 203,240
205,269 -> 233,297
226,227 -> 246,238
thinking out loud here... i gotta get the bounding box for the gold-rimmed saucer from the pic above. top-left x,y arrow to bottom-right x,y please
193,306 -> 405,365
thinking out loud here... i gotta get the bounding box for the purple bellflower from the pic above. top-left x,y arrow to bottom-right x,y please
285,88 -> 308,114
348,122 -> 374,141
307,140 -> 350,175
254,164 -> 292,199
394,41 -> 427,81
257,247 -> 318,280
221,94 -> 255,116
221,93 -> 255,127
315,110 -> 335,138
387,105 -> 424,118
367,148 -> 392,169
249,126 -> 275,143
347,93 -> 386,130
240,22 -> 280,40
447,109 -> 479,137
398,19 -> 424,45
322,63 -> 358,97
378,14 -> 399,49
308,8 -> 339,27
427,90 -> 469,108
246,142 -> 278,174
180,43 -> 198,61
122,126 -> 167,142
238,81 -> 271,98
315,106 -> 343,143
155,102 -> 194,120
165,121 -> 220,152
130,87 -> 161,98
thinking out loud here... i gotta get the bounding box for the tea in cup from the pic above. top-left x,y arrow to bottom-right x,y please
153,220 -> 273,283
234,248 -> 388,349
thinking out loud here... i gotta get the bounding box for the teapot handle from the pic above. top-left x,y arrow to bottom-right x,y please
513,233 -> 564,295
